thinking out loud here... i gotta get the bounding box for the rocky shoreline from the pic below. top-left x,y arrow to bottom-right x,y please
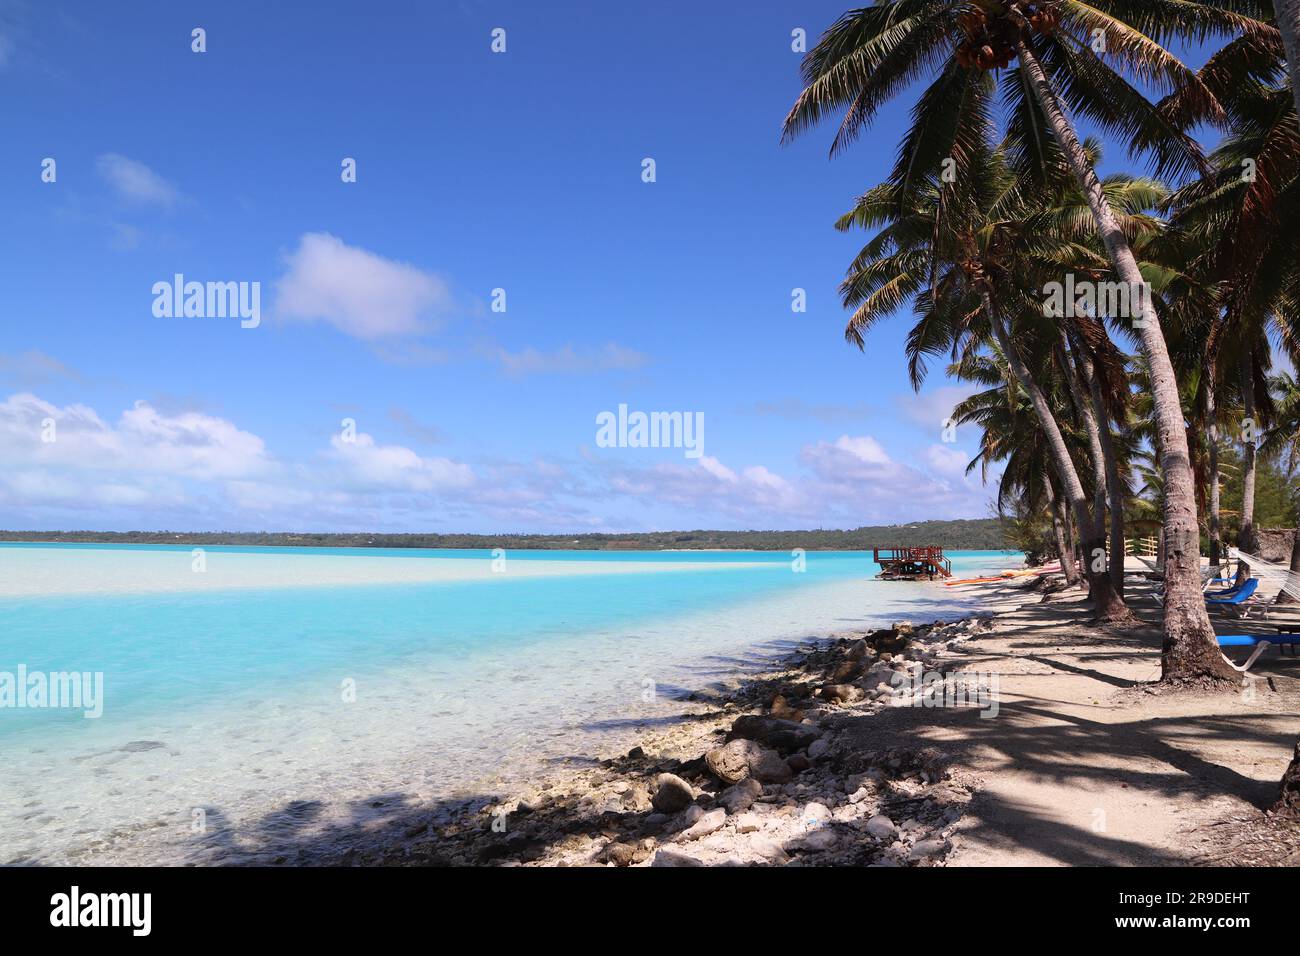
348,613 -> 998,867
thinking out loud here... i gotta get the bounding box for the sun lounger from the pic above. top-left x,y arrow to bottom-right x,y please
1206,578 -> 1271,619
1206,577 -> 1247,596
1154,571 -> 1244,606
1215,632 -> 1300,672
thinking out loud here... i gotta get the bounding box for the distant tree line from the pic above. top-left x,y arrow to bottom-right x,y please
1,518 -> 1012,551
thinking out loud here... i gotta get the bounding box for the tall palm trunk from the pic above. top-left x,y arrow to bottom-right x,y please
1068,336 -> 1127,594
1277,738 -> 1300,818
1043,473 -> 1079,585
986,301 -> 1130,620
1015,39 -> 1235,681
1075,369 -> 1111,590
1084,358 -> 1128,594
1063,342 -> 1110,545
1053,337 -> 1108,601
1238,346 -> 1260,555
1062,495 -> 1080,586
1206,355 -> 1223,572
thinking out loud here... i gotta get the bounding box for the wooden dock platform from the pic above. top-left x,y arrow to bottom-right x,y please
872,546 -> 952,580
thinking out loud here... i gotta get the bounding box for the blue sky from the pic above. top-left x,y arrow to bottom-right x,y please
1,0 -> 1187,533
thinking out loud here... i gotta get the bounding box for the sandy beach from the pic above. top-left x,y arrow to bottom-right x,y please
0,547 -> 769,598
263,565 -> 1297,867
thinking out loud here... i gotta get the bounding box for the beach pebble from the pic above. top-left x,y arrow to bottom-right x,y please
807,737 -> 832,760
909,838 -> 949,861
749,835 -> 790,863
732,812 -> 763,833
621,784 -> 652,812
788,827 -> 838,852
727,715 -> 822,753
828,661 -> 862,683
821,683 -> 859,704
651,773 -> 695,813
717,778 -> 763,814
597,842 -> 646,867
652,849 -> 704,867
800,802 -> 832,828
706,739 -> 792,785
677,808 -> 726,842
769,695 -> 802,721
865,815 -> 898,841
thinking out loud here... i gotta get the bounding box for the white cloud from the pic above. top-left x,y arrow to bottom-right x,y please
96,154 -> 181,208
0,393 -> 994,531
598,454 -> 804,519
0,392 -> 483,525
822,434 -> 893,467
117,402 -> 271,479
0,393 -> 271,482
698,455 -> 738,482
893,386 -> 976,433
274,233 -> 453,340
923,444 -> 971,477
328,431 -> 474,492
794,433 -> 993,524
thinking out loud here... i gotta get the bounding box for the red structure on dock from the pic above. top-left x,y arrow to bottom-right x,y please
872,546 -> 952,580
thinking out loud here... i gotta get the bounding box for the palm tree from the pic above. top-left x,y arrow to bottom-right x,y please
1166,27 -> 1298,566
950,350 -> 1084,580
832,140 -> 1134,618
1020,163 -> 1167,595
783,1 -> 1266,682
837,137 -> 1171,617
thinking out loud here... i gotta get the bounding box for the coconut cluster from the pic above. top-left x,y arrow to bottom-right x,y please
955,2 -> 1060,71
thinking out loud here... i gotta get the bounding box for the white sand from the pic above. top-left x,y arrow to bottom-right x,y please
0,547 -> 767,597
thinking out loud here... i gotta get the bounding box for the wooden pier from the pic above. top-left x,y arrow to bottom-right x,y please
873,546 -> 952,580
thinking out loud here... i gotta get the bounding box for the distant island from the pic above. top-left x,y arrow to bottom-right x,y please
1,518 -> 1010,551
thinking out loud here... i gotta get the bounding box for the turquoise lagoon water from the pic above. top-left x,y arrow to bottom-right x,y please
0,543 -> 1019,864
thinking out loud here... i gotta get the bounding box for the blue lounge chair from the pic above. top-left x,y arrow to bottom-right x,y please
1216,632 -> 1300,672
1155,571 -> 1246,606
1206,577 -> 1261,616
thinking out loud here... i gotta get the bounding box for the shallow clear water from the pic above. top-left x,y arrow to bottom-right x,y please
0,543 -> 1019,864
